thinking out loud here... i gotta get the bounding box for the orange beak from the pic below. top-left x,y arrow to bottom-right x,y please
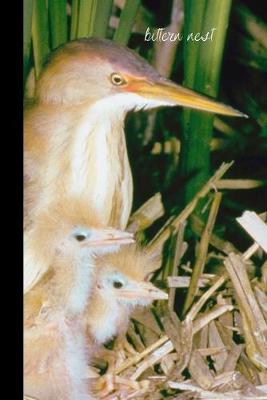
118,281 -> 168,301
127,77 -> 247,118
82,228 -> 135,248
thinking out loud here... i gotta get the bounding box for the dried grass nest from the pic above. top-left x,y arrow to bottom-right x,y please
25,162 -> 267,400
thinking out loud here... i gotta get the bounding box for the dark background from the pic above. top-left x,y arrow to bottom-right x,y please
123,0 -> 267,251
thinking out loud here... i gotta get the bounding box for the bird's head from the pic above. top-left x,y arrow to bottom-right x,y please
64,225 -> 135,256
36,38 -> 246,117
95,245 -> 168,308
32,198 -> 133,252
24,203 -> 135,293
32,214 -> 135,261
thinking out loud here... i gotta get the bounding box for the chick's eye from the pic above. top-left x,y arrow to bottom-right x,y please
110,73 -> 126,86
113,280 -> 124,289
75,234 -> 87,242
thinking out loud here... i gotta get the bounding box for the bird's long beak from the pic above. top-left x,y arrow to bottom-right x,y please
119,282 -> 168,301
128,78 -> 247,118
84,228 -> 135,247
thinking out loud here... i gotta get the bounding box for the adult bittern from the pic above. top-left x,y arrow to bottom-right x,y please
84,244 -> 168,346
24,38 -> 246,232
24,214 -> 134,400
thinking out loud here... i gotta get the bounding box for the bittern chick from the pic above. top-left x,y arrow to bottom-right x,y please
85,244 -> 168,347
24,38 -> 246,233
24,217 -> 134,400
24,196 -> 134,293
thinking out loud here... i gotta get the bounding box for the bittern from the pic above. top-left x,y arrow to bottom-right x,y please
24,197 -> 134,293
24,214 -> 134,400
84,244 -> 168,347
24,38 -> 246,233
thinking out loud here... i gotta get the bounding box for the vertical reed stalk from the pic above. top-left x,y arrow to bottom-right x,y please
31,0 -> 50,79
92,0 -> 113,38
70,0 -> 80,40
180,0 -> 233,206
23,0 -> 33,86
113,0 -> 141,45
77,0 -> 97,38
48,0 -> 68,49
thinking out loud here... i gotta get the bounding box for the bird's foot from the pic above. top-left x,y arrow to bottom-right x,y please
91,373 -> 116,398
113,335 -> 138,361
93,375 -> 150,399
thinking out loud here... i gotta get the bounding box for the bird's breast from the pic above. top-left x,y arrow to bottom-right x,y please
25,103 -> 133,229
88,300 -> 121,344
66,259 -> 95,314
69,114 -> 133,229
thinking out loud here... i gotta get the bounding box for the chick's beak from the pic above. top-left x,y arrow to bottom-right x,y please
84,228 -> 135,247
119,282 -> 168,301
127,77 -> 247,118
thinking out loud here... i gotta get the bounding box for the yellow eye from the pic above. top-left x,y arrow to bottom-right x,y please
110,73 -> 126,86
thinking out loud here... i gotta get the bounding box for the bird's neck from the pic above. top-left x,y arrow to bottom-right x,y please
68,101 -> 125,194
86,291 -> 130,344
29,101 -> 133,229
68,101 -> 133,228
52,252 -> 95,315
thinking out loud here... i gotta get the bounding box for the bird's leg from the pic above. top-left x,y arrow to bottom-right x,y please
95,339 -> 125,379
111,333 -> 138,368
90,336 -> 136,398
88,345 -> 117,398
92,345 -> 117,369
93,375 -> 148,400
90,338 -> 133,375
92,334 -> 139,397
90,373 -> 116,398
117,335 -> 138,356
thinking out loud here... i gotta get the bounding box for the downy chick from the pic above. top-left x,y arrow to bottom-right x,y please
85,244 -> 168,347
24,214 -> 134,400
24,197 -> 134,293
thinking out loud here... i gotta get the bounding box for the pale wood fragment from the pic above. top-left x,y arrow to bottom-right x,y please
224,253 -> 267,369
127,193 -> 164,233
216,179 -> 265,190
208,320 -> 228,372
188,350 -> 214,389
236,211 -> 267,253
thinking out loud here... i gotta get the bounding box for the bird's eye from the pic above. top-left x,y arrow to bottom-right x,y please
74,234 -> 87,242
113,280 -> 124,289
110,73 -> 126,86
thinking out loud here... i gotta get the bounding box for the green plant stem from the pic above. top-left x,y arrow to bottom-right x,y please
70,0 -> 79,39
23,0 -> 33,86
48,0 -> 67,49
32,0 -> 50,79
183,0 -> 207,88
92,0 -> 113,38
77,0 -> 97,38
113,0 -> 141,45
180,0 -> 232,206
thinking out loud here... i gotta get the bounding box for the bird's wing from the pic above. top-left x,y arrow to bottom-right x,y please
24,235 -> 49,294
24,261 -> 48,294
